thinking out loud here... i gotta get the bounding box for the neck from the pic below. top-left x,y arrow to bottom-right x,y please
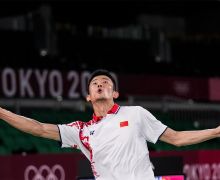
92,100 -> 115,117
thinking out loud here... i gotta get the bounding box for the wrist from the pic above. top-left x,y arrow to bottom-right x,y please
216,126 -> 220,138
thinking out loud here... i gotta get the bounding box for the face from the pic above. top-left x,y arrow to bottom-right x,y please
86,75 -> 119,103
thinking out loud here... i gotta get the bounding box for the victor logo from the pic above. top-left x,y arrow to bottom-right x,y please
90,130 -> 95,135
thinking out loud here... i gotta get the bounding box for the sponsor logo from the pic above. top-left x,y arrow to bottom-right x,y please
90,130 -> 95,135
24,164 -> 65,180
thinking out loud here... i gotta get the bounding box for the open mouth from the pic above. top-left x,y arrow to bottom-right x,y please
97,88 -> 102,93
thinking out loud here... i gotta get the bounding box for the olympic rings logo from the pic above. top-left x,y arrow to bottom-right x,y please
24,164 -> 65,180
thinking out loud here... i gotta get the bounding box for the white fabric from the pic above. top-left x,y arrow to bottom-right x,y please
58,106 -> 167,180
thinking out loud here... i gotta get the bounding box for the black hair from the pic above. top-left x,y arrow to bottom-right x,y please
87,69 -> 117,93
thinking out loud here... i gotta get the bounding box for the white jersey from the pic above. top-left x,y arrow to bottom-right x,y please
58,104 -> 167,180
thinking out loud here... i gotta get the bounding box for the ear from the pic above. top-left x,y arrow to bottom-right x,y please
86,94 -> 91,102
113,91 -> 119,99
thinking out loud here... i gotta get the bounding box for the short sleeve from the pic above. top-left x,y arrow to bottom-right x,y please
138,106 -> 167,144
57,121 -> 81,149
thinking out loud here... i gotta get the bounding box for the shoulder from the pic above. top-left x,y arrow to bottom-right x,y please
119,105 -> 145,112
65,120 -> 86,129
120,105 -> 154,117
120,105 -> 145,109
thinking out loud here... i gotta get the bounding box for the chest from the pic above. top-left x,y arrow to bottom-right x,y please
87,114 -> 139,148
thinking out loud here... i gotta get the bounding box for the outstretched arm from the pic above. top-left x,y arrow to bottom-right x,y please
159,126 -> 220,147
0,107 -> 60,141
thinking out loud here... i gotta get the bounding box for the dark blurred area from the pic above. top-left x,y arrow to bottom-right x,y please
1,1 -> 220,76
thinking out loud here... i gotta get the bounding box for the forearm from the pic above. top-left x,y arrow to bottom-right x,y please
160,127 -> 220,147
0,107 -> 44,137
175,129 -> 219,147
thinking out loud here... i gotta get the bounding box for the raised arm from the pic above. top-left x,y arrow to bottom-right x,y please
159,126 -> 220,147
0,107 -> 60,141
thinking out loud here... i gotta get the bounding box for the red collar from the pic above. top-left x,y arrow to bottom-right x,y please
92,103 -> 120,123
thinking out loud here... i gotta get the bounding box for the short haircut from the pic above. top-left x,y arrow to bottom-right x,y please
87,69 -> 117,93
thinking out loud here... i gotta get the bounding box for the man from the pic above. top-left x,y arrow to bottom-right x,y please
0,69 -> 219,180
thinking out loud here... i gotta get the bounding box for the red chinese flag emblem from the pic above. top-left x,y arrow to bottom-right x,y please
120,121 -> 129,127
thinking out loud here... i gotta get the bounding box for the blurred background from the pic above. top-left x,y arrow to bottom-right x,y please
0,0 -> 220,179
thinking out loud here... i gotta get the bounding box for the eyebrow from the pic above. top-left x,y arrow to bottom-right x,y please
91,77 -> 110,83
